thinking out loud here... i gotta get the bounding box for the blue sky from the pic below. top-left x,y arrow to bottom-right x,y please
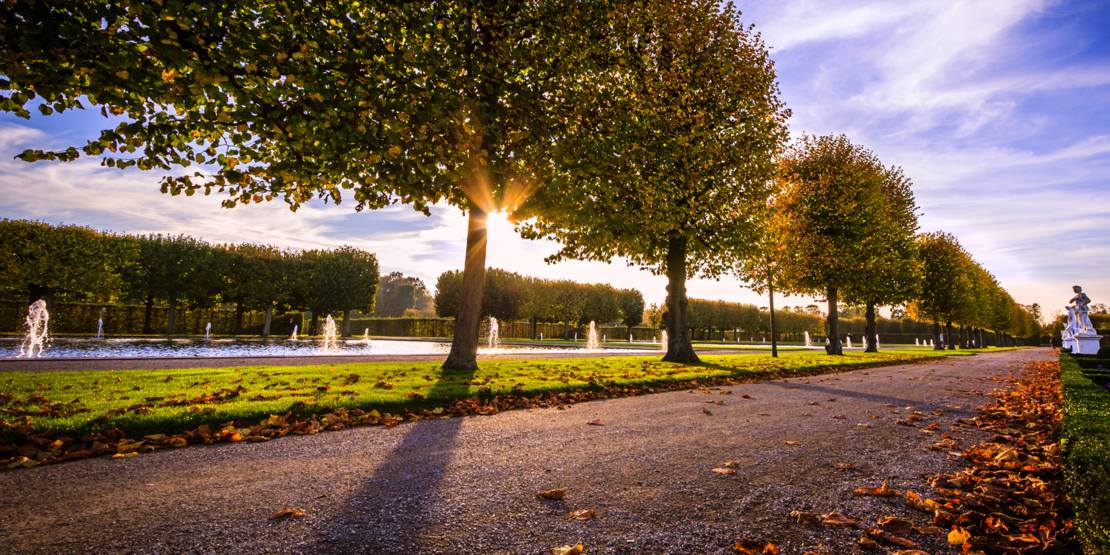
2,0 -> 1108,319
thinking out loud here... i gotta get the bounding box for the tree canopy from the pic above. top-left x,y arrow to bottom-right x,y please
520,0 -> 789,362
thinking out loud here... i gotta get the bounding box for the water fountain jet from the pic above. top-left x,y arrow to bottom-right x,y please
321,316 -> 339,351
585,321 -> 600,352
290,325 -> 299,341
804,331 -> 812,347
487,316 -> 500,349
19,300 -> 50,358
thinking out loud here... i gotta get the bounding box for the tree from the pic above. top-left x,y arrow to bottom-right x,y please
619,289 -> 645,338
842,165 -> 921,352
2,0 -> 615,371
222,244 -> 295,337
907,232 -> 973,350
121,234 -> 213,335
0,219 -> 127,305
375,272 -> 432,317
520,0 -> 789,362
773,134 -> 887,355
299,247 -> 379,336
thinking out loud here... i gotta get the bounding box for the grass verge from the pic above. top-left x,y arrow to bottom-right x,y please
1059,354 -> 1110,553
1,347 -> 1004,467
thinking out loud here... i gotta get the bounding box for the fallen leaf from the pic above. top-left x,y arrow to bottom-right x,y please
783,440 -> 800,446
550,544 -> 584,555
585,419 -> 603,426
537,488 -> 566,500
853,481 -> 900,497
702,408 -> 713,416
820,511 -> 858,527
712,467 -> 737,475
947,526 -> 971,545
568,508 -> 596,521
831,462 -> 857,470
733,540 -> 779,554
789,510 -> 819,526
270,508 -> 306,520
876,516 -> 915,536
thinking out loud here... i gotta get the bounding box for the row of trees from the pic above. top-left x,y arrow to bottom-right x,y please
909,232 -> 1041,349
0,220 -> 379,335
434,268 -> 644,336
2,1 -> 1033,366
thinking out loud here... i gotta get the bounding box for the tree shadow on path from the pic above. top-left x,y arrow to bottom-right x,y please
759,380 -> 979,417
301,366 -> 477,554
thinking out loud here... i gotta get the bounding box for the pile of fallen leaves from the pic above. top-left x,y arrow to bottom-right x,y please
919,360 -> 1078,553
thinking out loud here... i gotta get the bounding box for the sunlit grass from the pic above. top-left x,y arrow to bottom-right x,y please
1,348 -> 1009,439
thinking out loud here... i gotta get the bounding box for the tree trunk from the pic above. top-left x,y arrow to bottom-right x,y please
933,321 -> 943,350
166,293 -> 177,336
825,287 -> 843,355
444,207 -> 489,371
767,277 -> 778,358
234,301 -> 244,335
864,301 -> 878,353
946,321 -> 955,350
342,309 -> 352,337
143,294 -> 155,334
531,318 -> 538,340
262,305 -> 273,337
662,235 -> 699,363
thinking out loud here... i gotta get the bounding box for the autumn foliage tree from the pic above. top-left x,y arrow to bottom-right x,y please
773,135 -> 888,355
520,0 -> 789,362
842,165 -> 921,352
1,0 -> 615,371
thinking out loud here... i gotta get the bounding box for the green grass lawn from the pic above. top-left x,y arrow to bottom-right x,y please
1059,354 -> 1110,553
0,348 -> 1006,443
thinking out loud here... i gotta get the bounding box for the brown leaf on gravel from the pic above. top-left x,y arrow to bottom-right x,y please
537,488 -> 566,500
783,440 -> 800,446
864,528 -> 916,548
789,510 -> 819,526
733,540 -> 779,554
891,551 -> 929,555
740,394 -> 752,399
585,419 -> 603,426
550,544 -> 584,555
820,511 -> 858,527
852,481 -> 900,497
876,516 -> 916,536
270,508 -> 306,520
858,535 -> 880,550
712,467 -> 737,475
568,508 -> 596,521
701,408 -> 713,416
831,462 -> 858,471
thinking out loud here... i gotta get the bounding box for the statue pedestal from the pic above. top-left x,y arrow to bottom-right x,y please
1072,333 -> 1103,355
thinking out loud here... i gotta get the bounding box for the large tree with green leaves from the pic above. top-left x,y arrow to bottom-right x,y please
0,219 -> 128,305
842,165 -> 921,352
1,0 -> 614,370
773,134 -> 888,355
520,0 -> 789,362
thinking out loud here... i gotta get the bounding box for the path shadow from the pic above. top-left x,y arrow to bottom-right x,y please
758,380 -> 979,418
302,365 -> 477,554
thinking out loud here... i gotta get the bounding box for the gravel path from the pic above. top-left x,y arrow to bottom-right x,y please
0,349 -> 1049,554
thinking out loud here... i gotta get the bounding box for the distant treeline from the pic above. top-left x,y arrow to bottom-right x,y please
0,219 -> 379,335
434,268 -> 646,334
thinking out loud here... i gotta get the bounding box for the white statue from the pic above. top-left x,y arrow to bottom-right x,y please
1065,285 -> 1102,354
1070,285 -> 1096,334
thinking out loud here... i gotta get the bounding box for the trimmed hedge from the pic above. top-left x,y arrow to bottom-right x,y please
1060,354 -> 1110,553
